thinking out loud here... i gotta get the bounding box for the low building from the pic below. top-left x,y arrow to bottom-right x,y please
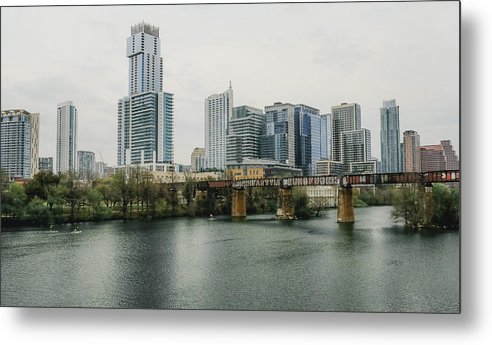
191,147 -> 206,172
226,158 -> 302,180
304,185 -> 338,208
349,160 -> 377,174
316,160 -> 344,176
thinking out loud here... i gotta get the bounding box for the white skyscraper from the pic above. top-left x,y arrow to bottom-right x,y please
56,101 -> 77,173
117,22 -> 174,166
205,83 -> 233,171
127,22 -> 163,95
1,109 -> 40,179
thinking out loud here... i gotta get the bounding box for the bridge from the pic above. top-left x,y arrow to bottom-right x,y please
194,170 -> 460,223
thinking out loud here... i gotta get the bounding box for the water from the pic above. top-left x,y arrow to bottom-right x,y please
0,206 -> 459,312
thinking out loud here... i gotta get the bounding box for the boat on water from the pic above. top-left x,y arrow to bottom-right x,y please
71,226 -> 82,234
45,225 -> 58,234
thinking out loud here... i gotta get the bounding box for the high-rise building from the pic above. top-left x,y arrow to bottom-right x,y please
38,157 -> 54,173
441,140 -> 459,170
420,145 -> 445,172
331,103 -> 361,163
56,101 -> 77,173
0,109 -> 39,179
117,22 -> 174,166
260,102 -> 296,167
342,128 -> 371,166
380,99 -> 401,173
324,102 -> 374,174
420,140 -> 459,172
77,151 -> 96,180
191,147 -> 205,172
95,161 -> 107,178
294,104 -> 328,175
204,83 -> 233,171
321,113 -> 331,161
226,105 -> 264,163
403,130 -> 420,172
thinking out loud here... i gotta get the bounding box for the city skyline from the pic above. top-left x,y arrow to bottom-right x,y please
1,2 -> 459,166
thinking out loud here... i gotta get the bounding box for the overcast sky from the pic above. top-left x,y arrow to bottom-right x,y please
1,1 -> 459,166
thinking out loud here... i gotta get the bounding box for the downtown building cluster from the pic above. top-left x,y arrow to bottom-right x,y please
1,102 -> 108,181
1,22 -> 459,182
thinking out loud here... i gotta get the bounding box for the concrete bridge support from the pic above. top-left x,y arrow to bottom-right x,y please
277,187 -> 295,220
337,185 -> 355,223
420,184 -> 434,224
231,188 -> 247,218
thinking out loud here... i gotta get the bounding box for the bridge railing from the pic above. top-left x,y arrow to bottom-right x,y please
195,170 -> 459,189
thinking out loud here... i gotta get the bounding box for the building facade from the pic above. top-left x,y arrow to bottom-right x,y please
226,105 -> 264,163
341,128 -> 371,167
1,109 -> 39,179
331,103 -> 361,163
260,102 -> 296,167
380,99 -> 401,173
95,161 -> 107,178
38,157 -> 54,173
403,130 -> 420,172
441,140 -> 459,170
420,145 -> 445,172
191,147 -> 206,172
226,158 -> 302,180
56,101 -> 77,173
205,83 -> 233,171
117,22 -> 174,167
420,140 -> 459,172
294,104 -> 328,175
77,151 -> 96,180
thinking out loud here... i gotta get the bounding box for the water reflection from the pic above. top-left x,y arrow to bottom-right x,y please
1,207 -> 459,312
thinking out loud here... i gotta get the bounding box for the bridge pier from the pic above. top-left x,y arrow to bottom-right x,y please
337,185 -> 355,223
231,187 -> 247,218
420,183 -> 434,224
277,187 -> 295,220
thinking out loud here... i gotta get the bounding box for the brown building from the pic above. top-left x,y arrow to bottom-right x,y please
420,140 -> 459,172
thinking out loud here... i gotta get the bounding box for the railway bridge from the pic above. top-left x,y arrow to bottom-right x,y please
195,170 -> 460,223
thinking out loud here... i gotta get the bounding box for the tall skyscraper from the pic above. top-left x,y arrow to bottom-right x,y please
321,113 -> 331,161
77,151 -> 96,180
226,105 -> 264,163
331,103 -> 361,163
320,102 -> 374,175
260,102 -> 295,167
403,130 -> 420,172
56,101 -> 77,173
1,109 -> 39,179
117,22 -> 174,166
205,83 -> 233,171
294,104 -> 328,175
380,99 -> 401,173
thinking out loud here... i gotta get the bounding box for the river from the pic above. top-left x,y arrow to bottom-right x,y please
0,206 -> 459,312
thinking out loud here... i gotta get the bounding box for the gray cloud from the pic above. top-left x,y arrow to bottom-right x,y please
1,2 -> 459,166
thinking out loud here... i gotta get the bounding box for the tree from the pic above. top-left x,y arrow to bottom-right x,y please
24,196 -> 50,224
431,184 -> 459,228
60,172 -> 84,222
1,183 -> 27,218
293,187 -> 311,219
24,171 -> 60,201
391,186 -> 426,229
